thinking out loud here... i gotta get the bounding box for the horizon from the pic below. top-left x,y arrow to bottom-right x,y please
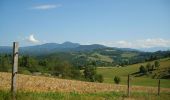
1,41 -> 170,52
0,0 -> 170,49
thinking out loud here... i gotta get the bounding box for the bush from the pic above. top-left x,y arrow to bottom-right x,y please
146,63 -> 152,71
70,68 -> 81,79
95,74 -> 104,83
19,70 -> 32,75
154,61 -> 160,69
114,76 -> 121,84
139,65 -> 147,74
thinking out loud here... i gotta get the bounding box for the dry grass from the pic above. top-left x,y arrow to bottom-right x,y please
0,72 -> 170,93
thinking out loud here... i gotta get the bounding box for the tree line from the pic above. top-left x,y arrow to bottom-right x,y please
0,54 -> 103,83
139,61 -> 160,75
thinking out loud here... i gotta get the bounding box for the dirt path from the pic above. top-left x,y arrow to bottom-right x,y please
0,72 -> 170,93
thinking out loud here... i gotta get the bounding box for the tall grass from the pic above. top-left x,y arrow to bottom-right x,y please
0,90 -> 170,100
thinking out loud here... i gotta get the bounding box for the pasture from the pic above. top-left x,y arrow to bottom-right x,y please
97,58 -> 170,88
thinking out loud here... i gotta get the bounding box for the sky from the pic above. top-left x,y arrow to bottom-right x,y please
0,0 -> 170,48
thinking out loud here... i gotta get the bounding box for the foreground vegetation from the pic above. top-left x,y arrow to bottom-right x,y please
0,90 -> 170,100
1,72 -> 170,93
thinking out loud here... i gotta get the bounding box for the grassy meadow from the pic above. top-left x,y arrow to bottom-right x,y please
1,90 -> 170,100
97,58 -> 170,88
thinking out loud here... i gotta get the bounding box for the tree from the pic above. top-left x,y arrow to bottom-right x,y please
20,56 -> 29,67
84,66 -> 96,82
53,61 -> 72,78
70,67 -> 81,79
146,63 -> 152,72
0,57 -> 8,72
151,65 -> 154,71
154,61 -> 160,69
39,60 -> 47,66
0,54 -> 11,72
95,74 -> 104,83
139,65 -> 147,74
114,76 -> 121,84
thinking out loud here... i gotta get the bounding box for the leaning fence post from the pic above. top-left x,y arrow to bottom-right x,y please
158,79 -> 160,95
11,42 -> 19,98
127,74 -> 130,97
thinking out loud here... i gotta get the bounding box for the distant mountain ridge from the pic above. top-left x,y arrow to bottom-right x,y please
0,42 -> 106,54
0,42 -> 169,55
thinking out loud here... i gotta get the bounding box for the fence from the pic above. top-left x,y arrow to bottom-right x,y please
7,42 -> 162,99
127,74 -> 161,97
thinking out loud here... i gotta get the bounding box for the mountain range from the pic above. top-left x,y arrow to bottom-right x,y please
0,42 -> 170,55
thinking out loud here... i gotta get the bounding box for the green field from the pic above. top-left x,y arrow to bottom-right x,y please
121,52 -> 138,58
1,90 -> 170,100
89,52 -> 113,63
97,58 -> 170,88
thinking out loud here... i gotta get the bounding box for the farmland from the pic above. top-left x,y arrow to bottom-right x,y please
0,72 -> 170,100
1,72 -> 170,93
97,58 -> 170,88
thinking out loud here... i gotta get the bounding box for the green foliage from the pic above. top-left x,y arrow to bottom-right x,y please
114,76 -> 121,84
19,55 -> 40,72
83,65 -> 104,82
154,61 -> 160,69
83,66 -> 96,82
139,65 -> 147,74
50,61 -> 81,79
19,69 -> 32,75
52,61 -> 71,77
70,67 -> 82,79
20,56 -> 29,67
0,54 -> 12,72
95,74 -> 104,83
1,90 -> 170,100
38,60 -> 47,66
146,63 -> 152,72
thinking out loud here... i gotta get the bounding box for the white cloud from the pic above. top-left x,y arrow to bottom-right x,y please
100,38 -> 170,48
31,4 -> 62,10
137,38 -> 170,48
27,34 -> 40,43
116,41 -> 133,48
101,41 -> 133,48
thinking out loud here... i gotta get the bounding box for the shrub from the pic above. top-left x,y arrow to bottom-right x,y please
114,76 -> 121,84
139,65 -> 147,74
95,74 -> 104,83
20,70 -> 32,75
146,63 -> 152,72
154,61 -> 160,69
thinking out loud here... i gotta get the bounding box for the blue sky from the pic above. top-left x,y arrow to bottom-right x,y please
0,0 -> 170,48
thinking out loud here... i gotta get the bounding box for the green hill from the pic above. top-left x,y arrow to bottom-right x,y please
97,58 -> 170,88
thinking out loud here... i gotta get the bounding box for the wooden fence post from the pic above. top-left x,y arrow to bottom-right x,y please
127,74 -> 130,97
158,79 -> 160,95
11,42 -> 19,98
